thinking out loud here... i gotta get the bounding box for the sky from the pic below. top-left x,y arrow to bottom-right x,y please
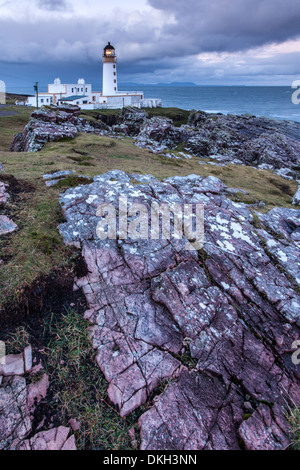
0,0 -> 300,91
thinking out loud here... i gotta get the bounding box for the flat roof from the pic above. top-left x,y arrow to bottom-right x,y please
58,95 -> 88,101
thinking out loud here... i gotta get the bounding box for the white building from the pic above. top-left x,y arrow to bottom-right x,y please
26,42 -> 161,109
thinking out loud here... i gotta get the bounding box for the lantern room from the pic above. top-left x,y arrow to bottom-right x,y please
103,42 -> 116,58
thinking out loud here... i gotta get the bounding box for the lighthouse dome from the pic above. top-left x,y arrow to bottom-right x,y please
103,42 -> 115,57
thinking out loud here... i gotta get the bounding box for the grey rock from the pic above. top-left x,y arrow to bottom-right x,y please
0,215 -> 18,235
292,184 -> 300,205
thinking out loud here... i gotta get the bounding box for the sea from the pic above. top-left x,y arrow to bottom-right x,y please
7,85 -> 300,123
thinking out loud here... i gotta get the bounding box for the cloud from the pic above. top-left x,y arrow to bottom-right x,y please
37,0 -> 70,11
1,0 -> 300,87
147,0 -> 300,53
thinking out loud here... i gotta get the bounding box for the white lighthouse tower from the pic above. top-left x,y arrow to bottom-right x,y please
102,42 -> 118,96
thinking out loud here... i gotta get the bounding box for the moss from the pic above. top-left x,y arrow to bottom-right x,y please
243,413 -> 252,421
55,176 -> 91,189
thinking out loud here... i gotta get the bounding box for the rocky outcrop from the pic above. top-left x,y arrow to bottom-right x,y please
116,110 -> 300,180
9,105 -> 108,152
115,107 -> 148,136
58,170 -> 300,450
9,106 -> 300,180
133,111 -> 300,180
0,346 -> 76,450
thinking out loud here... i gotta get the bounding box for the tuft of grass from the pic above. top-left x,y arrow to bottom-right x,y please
44,307 -> 139,450
6,326 -> 30,355
143,107 -> 191,127
287,408 -> 300,450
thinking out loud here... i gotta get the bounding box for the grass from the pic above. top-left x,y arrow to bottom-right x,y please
44,306 -> 140,450
287,408 -> 300,450
0,182 -> 75,306
0,105 -> 32,151
6,326 -> 30,354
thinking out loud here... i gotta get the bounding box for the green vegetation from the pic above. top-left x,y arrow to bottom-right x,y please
143,107 -> 190,127
287,407 -> 300,450
43,306 -> 140,450
0,105 -> 32,151
6,326 -> 30,355
0,183 -> 75,306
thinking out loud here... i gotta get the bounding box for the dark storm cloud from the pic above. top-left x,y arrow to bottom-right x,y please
1,0 -> 300,87
148,0 -> 300,54
37,0 -> 70,11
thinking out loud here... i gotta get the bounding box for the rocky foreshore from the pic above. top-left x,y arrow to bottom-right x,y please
9,105 -> 300,183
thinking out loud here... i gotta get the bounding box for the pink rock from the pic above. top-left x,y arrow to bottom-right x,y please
238,404 -> 290,450
68,418 -> 81,432
23,345 -> 32,372
18,426 -> 76,451
58,170 -> 300,450
27,373 -> 49,413
0,352 -> 24,376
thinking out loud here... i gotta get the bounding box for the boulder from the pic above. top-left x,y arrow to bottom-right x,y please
9,105 -> 107,152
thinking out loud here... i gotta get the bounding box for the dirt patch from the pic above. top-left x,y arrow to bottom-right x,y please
0,174 -> 35,199
0,257 -> 88,334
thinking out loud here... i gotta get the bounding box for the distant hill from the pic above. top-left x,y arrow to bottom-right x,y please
120,82 -> 198,87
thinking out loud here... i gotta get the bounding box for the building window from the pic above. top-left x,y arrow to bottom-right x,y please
41,99 -> 44,103
113,64 -> 116,69
85,88 -> 87,92
93,96 -> 96,102
72,88 -> 74,93
114,72 -> 116,76
81,88 -> 83,92
114,87 -> 116,91
114,79 -> 116,83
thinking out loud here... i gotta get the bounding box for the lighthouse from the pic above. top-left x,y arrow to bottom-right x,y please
26,42 -> 162,109
102,42 -> 118,96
